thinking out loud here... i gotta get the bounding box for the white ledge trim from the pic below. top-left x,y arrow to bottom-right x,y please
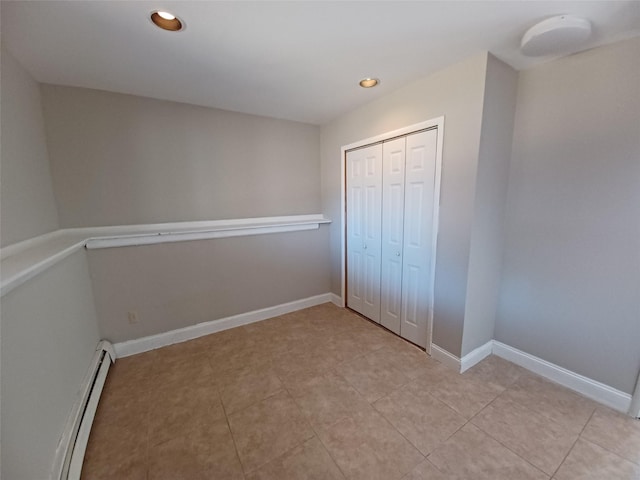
0,214 -> 331,297
84,215 -> 330,249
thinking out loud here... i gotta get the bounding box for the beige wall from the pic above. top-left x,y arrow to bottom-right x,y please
0,48 -> 59,246
461,55 -> 518,356
1,250 -> 100,480
39,84 -> 331,344
88,227 -> 330,342
40,85 -> 321,227
321,54 -> 488,356
496,37 -> 640,393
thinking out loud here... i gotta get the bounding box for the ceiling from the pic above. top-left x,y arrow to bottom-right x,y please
2,1 -> 639,125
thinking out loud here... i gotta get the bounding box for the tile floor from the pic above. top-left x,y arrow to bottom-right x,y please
82,303 -> 640,479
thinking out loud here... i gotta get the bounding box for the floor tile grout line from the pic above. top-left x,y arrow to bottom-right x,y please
294,342 -> 431,478
576,435 -> 640,468
574,408 -> 640,467
550,405 -> 597,478
282,381 -> 350,479
469,412 -> 558,478
459,375 -> 560,478
91,304 -> 628,479
471,378 -> 597,478
231,379 -> 318,477
505,372 -> 600,429
278,317 -> 430,479
220,393 -> 249,479
370,382 -> 468,461
472,376 -> 594,437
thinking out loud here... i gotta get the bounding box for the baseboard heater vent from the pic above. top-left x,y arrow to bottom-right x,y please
53,340 -> 115,480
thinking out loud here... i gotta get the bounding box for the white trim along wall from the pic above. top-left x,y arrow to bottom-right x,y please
114,293 -> 342,358
112,285 -> 633,416
431,339 -> 634,415
0,214 -> 331,297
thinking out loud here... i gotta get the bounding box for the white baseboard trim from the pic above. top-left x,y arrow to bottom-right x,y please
460,340 -> 494,373
492,341 -> 632,414
431,344 -> 461,372
329,293 -> 342,307
431,339 -> 632,413
114,293 -> 333,358
114,300 -> 633,415
431,341 -> 493,373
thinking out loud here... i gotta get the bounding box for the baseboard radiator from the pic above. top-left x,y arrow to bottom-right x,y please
53,340 -> 115,480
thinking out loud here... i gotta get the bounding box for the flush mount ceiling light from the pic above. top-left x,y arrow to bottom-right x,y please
521,15 -> 591,56
359,78 -> 379,88
150,10 -> 184,31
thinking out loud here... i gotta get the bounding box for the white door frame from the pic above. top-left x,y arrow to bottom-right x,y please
340,116 -> 444,354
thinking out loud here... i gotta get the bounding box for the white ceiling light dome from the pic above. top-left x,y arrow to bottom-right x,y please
521,15 -> 592,57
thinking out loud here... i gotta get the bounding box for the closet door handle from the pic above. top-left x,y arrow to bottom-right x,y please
363,244 -> 367,250
395,251 -> 401,257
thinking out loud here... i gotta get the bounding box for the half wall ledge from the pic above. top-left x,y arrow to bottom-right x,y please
0,214 -> 331,297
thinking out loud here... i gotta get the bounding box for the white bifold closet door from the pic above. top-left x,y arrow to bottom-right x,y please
349,128 -> 437,348
380,137 -> 406,333
397,129 -> 437,347
346,143 -> 383,322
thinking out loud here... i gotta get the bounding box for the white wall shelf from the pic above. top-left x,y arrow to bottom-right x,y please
0,214 -> 331,297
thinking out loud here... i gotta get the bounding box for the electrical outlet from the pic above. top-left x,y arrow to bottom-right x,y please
127,311 -> 139,325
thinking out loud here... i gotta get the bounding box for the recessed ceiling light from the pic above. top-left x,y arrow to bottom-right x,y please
150,10 -> 184,32
359,78 -> 379,88
157,11 -> 175,21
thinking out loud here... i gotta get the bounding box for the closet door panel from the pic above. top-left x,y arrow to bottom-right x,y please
346,144 -> 382,322
347,150 -> 364,312
400,129 -> 437,347
381,138 -> 405,333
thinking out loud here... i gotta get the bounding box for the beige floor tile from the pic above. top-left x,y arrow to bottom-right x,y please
94,377 -> 150,431
210,346 -> 274,387
315,333 -> 370,365
148,381 -> 225,446
500,374 -> 597,433
287,370 -> 371,428
199,324 -> 254,354
151,350 -> 217,391
373,386 -> 466,455
83,419 -> 148,474
376,342 -> 441,380
272,346 -> 330,386
307,312 -> 363,338
148,418 -> 244,480
151,337 -> 209,361
581,406 -> 640,465
402,459 -> 449,480
316,407 -> 424,480
220,367 -> 284,415
258,332 -> 311,359
102,350 -> 157,395
84,304 -> 625,480
411,364 -> 503,419
471,395 -> 578,475
355,324 -> 409,353
246,437 -> 345,480
335,348 -> 410,403
428,423 -> 549,480
463,354 -> 528,390
81,451 -> 147,480
228,390 -> 315,473
553,438 -> 640,480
